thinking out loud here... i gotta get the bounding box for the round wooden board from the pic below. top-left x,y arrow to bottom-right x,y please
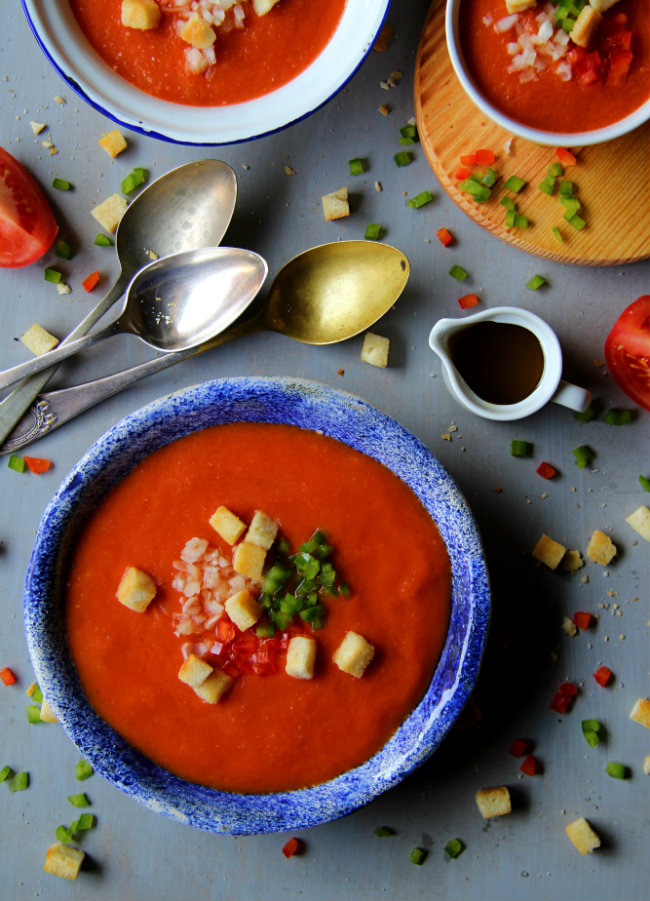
414,0 -> 650,266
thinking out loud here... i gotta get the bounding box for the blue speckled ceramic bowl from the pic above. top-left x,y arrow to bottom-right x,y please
24,377 -> 490,835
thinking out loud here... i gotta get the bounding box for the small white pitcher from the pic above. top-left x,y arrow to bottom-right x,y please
428,306 -> 591,422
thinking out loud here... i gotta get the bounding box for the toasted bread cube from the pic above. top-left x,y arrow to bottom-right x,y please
21,323 -> 59,356
321,186 -> 350,221
209,505 -> 247,545
116,566 -> 157,612
589,0 -> 620,11
625,505 -> 650,542
121,0 -> 161,30
585,529 -> 617,565
570,4 -> 602,46
193,669 -> 233,704
286,636 -> 317,680
630,698 -> 650,729
178,653 -> 213,688
245,511 -> 278,550
44,842 -> 85,880
91,193 -> 128,234
566,817 -> 601,854
475,786 -> 512,818
333,631 -> 375,678
252,0 -> 281,14
225,588 -> 263,631
39,698 -> 59,723
232,542 -> 266,581
561,549 -> 584,572
532,533 -> 567,570
98,129 -> 128,158
180,12 -> 216,48
361,332 -> 390,368
505,0 -> 536,11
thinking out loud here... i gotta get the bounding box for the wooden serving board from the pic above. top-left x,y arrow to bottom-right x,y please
414,0 -> 650,265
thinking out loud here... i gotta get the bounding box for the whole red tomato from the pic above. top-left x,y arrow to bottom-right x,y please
0,146 -> 57,267
604,296 -> 650,411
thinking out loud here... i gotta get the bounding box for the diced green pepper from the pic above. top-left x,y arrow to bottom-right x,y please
581,718 -> 602,747
55,240 -> 73,260
67,792 -> 90,808
510,439 -> 532,457
449,264 -> 468,281
44,267 -> 63,284
56,825 -> 74,844
365,223 -> 382,240
406,190 -> 433,209
526,275 -> 547,290
76,813 -> 95,831
572,445 -> 594,469
409,847 -> 427,865
505,208 -> 516,228
639,474 -> 650,491
52,177 -> 72,191
94,233 -> 113,247
559,180 -> 574,196
8,455 -> 26,473
348,157 -> 365,175
566,213 -> 586,230
459,178 -> 491,202
575,405 -> 596,422
500,196 -> 516,210
552,226 -> 564,243
375,826 -> 394,837
514,213 -> 529,228
75,759 -> 93,781
9,771 -> 29,792
604,408 -> 632,426
481,167 -> 498,187
26,704 -> 41,723
0,765 -> 14,783
538,175 -> 556,195
504,175 -> 526,193
399,124 -> 418,143
393,151 -> 413,167
547,162 -> 563,177
605,761 -> 628,779
445,838 -> 464,859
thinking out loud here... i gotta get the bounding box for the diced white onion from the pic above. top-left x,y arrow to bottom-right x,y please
496,13 -> 520,32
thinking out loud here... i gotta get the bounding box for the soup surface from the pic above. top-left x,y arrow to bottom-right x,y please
68,0 -> 347,106
65,423 -> 451,793
460,0 -> 649,132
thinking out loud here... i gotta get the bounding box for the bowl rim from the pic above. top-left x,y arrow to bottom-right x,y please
20,0 -> 391,146
445,0 -> 650,147
24,376 -> 490,834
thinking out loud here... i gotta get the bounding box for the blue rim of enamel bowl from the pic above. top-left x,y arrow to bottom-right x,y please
20,1 -> 392,146
24,377 -> 490,835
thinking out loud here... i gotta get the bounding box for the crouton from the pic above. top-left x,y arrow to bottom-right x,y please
588,0 -> 620,11
505,0 -> 536,11
321,187 -> 350,221
178,653 -> 213,688
98,129 -> 128,158
209,505 -> 247,545
361,332 -> 390,368
121,0 -> 161,30
44,842 -> 85,880
333,631 -> 375,678
475,786 -> 512,818
193,669 -> 233,704
566,817 -> 601,854
232,542 -> 266,581
570,4 -> 602,46
532,533 -> 567,570
180,12 -> 216,48
225,589 -> 263,631
625,506 -> 650,542
39,698 -> 59,723
561,549 -> 584,572
21,323 -> 59,356
245,511 -> 278,550
629,698 -> 650,729
286,636 -> 317,680
252,0 -> 281,14
116,566 -> 157,612
91,193 -> 128,234
585,529 -> 617,565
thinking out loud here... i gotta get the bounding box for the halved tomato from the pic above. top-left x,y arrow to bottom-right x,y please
0,146 -> 57,267
604,295 -> 650,411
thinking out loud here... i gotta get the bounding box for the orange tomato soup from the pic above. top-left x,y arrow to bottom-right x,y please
69,0 -> 347,106
460,0 -> 649,132
65,423 -> 451,793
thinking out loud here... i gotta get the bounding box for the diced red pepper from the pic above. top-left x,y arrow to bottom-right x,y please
550,681 -> 578,713
606,48 -> 633,85
0,667 -> 16,686
520,754 -> 537,776
555,148 -> 577,166
508,738 -> 529,758
24,456 -> 52,474
216,619 -> 236,643
572,611 -> 592,630
458,293 -> 480,310
559,682 -> 578,698
454,166 -> 471,180
82,270 -> 101,292
475,148 -> 495,164
436,227 -> 454,247
460,153 -> 477,166
282,837 -> 303,858
536,462 -> 556,479
594,665 -> 612,687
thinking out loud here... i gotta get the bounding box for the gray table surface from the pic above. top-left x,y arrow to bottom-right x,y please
1,3 -> 649,900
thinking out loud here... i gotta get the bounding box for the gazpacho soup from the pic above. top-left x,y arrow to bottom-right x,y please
65,423 -> 451,793
68,0 -> 348,106
460,0 -> 650,132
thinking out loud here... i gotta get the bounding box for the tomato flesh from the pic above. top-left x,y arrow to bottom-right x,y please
0,146 -> 57,267
604,296 -> 650,411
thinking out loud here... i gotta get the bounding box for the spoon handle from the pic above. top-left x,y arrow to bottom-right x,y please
0,278 -> 126,446
0,313 -> 264,453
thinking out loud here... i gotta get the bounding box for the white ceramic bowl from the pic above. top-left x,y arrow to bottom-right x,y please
445,0 -> 650,146
21,0 -> 390,145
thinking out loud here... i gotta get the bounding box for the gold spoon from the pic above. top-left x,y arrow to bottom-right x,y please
1,241 -> 409,452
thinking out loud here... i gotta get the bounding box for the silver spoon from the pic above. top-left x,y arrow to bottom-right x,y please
0,247 -> 267,391
0,160 -> 237,440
